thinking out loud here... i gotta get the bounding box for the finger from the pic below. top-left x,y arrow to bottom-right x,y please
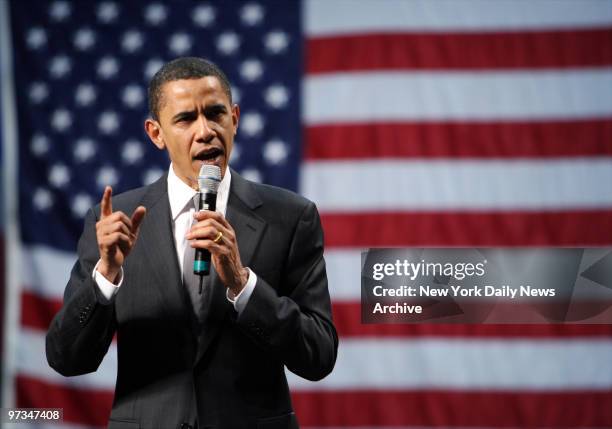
193,210 -> 226,223
189,239 -> 225,253
101,211 -> 133,228
100,232 -> 132,249
188,221 -> 233,243
194,210 -> 233,232
130,206 -> 146,235
99,221 -> 131,237
186,225 -> 217,240
96,212 -> 133,235
100,186 -> 113,218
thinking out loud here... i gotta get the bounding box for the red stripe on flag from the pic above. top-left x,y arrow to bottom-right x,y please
292,390 -> 612,427
332,302 -> 612,338
307,28 -> 612,73
17,375 -> 112,427
21,290 -> 61,331
305,119 -> 612,160
16,375 -> 612,428
322,211 -> 612,247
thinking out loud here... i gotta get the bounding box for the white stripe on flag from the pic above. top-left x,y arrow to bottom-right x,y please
325,249 -> 612,301
21,245 -> 75,299
325,250 -> 362,302
287,338 -> 612,390
304,69 -> 612,124
20,245 -> 612,304
20,327 -> 612,392
305,0 -> 612,35
301,159 -> 612,211
17,328 -> 116,390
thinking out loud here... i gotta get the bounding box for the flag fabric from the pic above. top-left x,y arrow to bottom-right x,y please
3,0 -> 612,428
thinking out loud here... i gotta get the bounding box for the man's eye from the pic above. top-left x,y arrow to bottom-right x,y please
176,115 -> 194,123
206,108 -> 225,119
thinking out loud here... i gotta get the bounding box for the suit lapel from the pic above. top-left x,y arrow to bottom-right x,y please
196,170 -> 267,363
136,175 -> 191,319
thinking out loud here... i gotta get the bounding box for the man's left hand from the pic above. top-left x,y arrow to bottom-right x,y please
186,211 -> 248,296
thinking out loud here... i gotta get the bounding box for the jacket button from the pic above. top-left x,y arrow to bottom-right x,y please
179,423 -> 192,429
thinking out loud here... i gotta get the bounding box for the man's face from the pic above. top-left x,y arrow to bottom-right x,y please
145,76 -> 239,187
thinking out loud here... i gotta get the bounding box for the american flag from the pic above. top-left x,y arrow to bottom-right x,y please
2,0 -> 612,428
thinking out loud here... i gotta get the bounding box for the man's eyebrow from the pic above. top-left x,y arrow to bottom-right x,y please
171,110 -> 197,122
205,103 -> 228,113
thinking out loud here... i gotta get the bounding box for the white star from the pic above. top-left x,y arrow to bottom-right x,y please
26,27 -> 47,50
144,58 -> 163,79
49,1 -> 71,22
231,86 -> 241,104
48,164 -> 71,188
230,143 -> 241,164
122,30 -> 144,53
241,168 -> 262,183
97,2 -> 119,23
264,30 -> 289,54
168,32 -> 192,55
72,193 -> 93,218
50,108 -> 72,132
98,111 -> 119,134
49,55 -> 71,79
73,137 -> 97,163
98,56 -> 119,79
143,168 -> 164,185
33,188 -> 54,211
29,82 -> 49,104
263,139 -> 289,165
240,3 -> 264,26
73,28 -> 96,51
240,112 -> 264,137
121,139 -> 144,164
264,84 -> 289,108
144,3 -> 167,26
216,31 -> 240,55
97,166 -> 119,188
192,4 -> 215,27
31,134 -> 50,157
240,59 -> 263,82
75,83 -> 97,106
122,84 -> 144,108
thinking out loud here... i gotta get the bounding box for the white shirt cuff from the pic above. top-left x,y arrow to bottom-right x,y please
92,260 -> 123,302
226,267 -> 257,315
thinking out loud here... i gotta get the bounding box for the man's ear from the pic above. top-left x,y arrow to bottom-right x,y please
144,118 -> 165,150
231,104 -> 240,136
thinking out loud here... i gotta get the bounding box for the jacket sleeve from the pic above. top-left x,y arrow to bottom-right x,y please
46,207 -> 117,376
236,201 -> 338,381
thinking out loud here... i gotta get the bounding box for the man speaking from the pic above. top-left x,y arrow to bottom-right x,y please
46,57 -> 338,429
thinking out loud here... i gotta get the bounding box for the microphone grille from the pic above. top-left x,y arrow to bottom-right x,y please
198,165 -> 221,193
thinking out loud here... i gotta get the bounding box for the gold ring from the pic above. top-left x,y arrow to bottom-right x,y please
213,231 -> 223,243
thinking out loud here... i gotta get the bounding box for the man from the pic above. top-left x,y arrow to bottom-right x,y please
46,57 -> 338,429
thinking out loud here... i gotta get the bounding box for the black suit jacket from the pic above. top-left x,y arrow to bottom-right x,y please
46,170 -> 338,429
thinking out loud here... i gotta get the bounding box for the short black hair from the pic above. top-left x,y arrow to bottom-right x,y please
148,57 -> 233,120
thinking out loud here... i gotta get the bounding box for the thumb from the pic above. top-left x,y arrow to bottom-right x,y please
130,206 -> 146,235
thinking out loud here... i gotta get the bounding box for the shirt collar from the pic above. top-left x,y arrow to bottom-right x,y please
167,164 -> 231,220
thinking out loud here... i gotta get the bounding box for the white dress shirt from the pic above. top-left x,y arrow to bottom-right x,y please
93,164 -> 257,314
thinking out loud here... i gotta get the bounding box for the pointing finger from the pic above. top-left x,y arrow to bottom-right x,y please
130,206 -> 146,235
101,186 -> 113,219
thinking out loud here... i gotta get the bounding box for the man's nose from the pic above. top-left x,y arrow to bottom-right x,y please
195,115 -> 213,141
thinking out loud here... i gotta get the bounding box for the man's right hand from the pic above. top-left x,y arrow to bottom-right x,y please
96,186 -> 146,283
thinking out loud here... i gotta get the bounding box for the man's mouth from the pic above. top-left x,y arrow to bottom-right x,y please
193,147 -> 224,164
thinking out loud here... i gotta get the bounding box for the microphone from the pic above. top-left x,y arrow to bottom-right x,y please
194,164 -> 221,293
